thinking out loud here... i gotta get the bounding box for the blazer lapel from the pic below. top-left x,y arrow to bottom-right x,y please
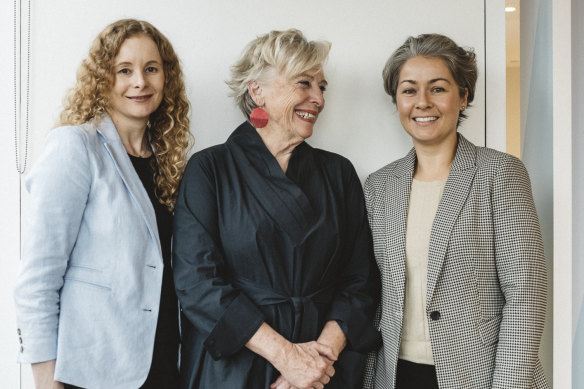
384,148 -> 416,308
93,115 -> 162,259
425,134 -> 477,305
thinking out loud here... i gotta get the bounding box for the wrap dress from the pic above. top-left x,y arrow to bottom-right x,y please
173,122 -> 380,388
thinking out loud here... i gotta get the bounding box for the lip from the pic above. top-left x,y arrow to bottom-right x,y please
295,109 -> 318,123
126,94 -> 153,102
412,116 -> 439,124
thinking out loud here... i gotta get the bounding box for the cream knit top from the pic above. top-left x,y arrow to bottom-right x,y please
399,178 -> 446,365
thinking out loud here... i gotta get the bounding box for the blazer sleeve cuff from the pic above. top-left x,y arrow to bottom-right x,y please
204,294 -> 265,360
326,299 -> 381,353
16,328 -> 58,364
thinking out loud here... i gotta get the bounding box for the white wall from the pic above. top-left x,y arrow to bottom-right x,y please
2,1 -> 497,387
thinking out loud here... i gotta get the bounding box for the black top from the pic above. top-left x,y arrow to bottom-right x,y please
129,154 -> 179,388
172,122 -> 381,389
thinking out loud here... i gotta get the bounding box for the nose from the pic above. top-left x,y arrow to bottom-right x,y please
310,85 -> 325,111
132,70 -> 146,88
415,89 -> 431,109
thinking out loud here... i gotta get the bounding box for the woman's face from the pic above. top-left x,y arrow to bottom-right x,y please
395,56 -> 467,148
108,34 -> 165,129
260,66 -> 327,142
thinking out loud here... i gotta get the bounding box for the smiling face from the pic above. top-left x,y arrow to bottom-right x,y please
107,34 -> 164,130
396,56 -> 467,148
257,66 -> 327,142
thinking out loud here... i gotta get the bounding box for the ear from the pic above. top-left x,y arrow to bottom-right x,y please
461,87 -> 469,107
247,80 -> 264,107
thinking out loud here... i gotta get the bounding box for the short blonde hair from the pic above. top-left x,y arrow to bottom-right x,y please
59,19 -> 192,211
227,29 -> 331,118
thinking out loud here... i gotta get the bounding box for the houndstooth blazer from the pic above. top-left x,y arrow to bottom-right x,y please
362,134 -> 548,389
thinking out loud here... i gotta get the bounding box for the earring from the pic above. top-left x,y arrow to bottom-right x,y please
250,107 -> 269,128
460,106 -> 466,111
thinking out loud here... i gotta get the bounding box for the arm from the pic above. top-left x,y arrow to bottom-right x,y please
322,163 -> 381,353
14,128 -> 91,366
173,154 -> 266,358
31,360 -> 64,389
491,155 -> 547,388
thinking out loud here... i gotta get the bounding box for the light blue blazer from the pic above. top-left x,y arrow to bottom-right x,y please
14,115 -> 164,389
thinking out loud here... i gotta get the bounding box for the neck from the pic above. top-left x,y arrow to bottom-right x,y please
413,134 -> 458,181
256,126 -> 304,173
109,112 -> 151,157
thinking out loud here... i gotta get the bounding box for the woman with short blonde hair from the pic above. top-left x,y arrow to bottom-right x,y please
174,29 -> 380,389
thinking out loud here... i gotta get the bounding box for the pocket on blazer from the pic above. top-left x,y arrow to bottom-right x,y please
64,264 -> 111,290
476,314 -> 502,346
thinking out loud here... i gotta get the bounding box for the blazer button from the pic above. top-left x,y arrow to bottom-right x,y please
430,311 -> 441,321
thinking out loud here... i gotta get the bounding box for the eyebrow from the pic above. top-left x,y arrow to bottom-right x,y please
399,78 -> 451,85
114,59 -> 162,67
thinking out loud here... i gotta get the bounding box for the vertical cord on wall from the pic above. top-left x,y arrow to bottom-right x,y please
14,0 -> 30,175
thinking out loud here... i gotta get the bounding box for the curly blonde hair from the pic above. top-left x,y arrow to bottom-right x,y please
59,19 -> 192,210
227,29 -> 331,119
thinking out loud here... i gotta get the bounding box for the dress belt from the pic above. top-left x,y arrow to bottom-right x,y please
232,277 -> 335,342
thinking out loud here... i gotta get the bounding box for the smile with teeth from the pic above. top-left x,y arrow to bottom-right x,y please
414,116 -> 438,122
295,110 -> 316,120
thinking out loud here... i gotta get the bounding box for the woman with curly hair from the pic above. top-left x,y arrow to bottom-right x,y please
14,19 -> 192,389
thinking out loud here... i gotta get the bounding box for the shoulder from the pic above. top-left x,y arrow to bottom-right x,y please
46,122 -> 95,146
182,143 -> 229,186
186,144 -> 228,169
473,144 -> 528,177
365,157 -> 405,189
309,145 -> 355,172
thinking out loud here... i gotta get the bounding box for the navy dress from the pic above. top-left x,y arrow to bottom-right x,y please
173,122 -> 380,388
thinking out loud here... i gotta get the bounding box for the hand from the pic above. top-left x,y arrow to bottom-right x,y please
272,341 -> 336,389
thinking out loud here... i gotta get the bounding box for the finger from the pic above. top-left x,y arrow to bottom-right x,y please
270,375 -> 285,388
312,342 -> 337,361
325,364 -> 335,377
319,373 -> 331,385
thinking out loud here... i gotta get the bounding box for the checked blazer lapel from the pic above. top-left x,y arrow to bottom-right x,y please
384,148 -> 416,308
425,134 -> 477,305
93,115 -> 162,260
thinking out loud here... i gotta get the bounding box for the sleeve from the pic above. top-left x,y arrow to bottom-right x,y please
491,154 -> 548,388
13,127 -> 91,363
360,176 -> 381,388
323,162 -> 381,353
172,154 -> 265,360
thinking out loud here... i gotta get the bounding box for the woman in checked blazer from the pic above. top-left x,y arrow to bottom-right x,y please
362,34 -> 547,388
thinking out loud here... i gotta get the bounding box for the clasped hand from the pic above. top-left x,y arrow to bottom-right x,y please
270,341 -> 337,389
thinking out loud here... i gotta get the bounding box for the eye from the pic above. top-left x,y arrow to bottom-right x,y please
146,66 -> 158,73
402,88 -> 416,95
298,80 -> 310,87
319,85 -> 327,92
432,86 -> 445,93
118,68 -> 130,74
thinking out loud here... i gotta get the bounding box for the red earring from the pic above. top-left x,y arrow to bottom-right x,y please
250,108 -> 269,128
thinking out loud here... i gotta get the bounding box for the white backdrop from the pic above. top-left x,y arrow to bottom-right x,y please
2,0 -> 499,387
